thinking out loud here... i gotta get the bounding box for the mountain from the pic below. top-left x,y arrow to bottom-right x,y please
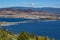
0,7 -> 60,14
8,7 -> 60,13
0,7 -> 60,19
38,7 -> 60,14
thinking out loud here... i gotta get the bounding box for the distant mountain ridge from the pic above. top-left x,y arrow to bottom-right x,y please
0,7 -> 60,19
0,7 -> 60,14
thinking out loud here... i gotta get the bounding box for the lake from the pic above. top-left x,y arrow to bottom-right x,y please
0,18 -> 60,40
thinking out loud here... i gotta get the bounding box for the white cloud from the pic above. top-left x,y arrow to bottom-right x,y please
32,3 -> 35,6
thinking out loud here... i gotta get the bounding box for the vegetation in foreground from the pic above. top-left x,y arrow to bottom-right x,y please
0,28 -> 55,40
0,22 -> 55,40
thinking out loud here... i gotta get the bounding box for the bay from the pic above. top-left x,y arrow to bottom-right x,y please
0,18 -> 60,40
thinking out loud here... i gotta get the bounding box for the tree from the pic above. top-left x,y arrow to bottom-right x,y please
17,31 -> 30,40
51,38 -> 55,40
30,33 -> 35,38
44,36 -> 49,40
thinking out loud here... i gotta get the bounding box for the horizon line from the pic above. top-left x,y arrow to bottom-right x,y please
0,6 -> 60,8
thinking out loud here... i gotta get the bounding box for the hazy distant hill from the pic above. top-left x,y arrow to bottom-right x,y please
2,7 -> 60,14
38,7 -> 60,14
0,7 -> 60,13
0,7 -> 60,19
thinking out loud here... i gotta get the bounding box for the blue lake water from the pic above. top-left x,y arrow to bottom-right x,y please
0,18 -> 60,40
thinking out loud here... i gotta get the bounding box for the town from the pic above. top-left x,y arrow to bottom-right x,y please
0,8 -> 60,20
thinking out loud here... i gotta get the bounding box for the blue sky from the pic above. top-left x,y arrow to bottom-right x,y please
0,0 -> 60,8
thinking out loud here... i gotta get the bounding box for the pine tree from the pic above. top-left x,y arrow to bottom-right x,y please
17,31 -> 30,40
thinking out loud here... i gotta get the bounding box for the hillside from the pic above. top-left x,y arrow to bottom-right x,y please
0,7 -> 60,13
0,7 -> 60,19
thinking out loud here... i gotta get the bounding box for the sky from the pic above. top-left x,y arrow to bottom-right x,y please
0,0 -> 60,8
